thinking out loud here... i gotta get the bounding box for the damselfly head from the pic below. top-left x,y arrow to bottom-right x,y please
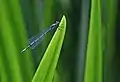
55,21 -> 59,25
51,21 -> 59,27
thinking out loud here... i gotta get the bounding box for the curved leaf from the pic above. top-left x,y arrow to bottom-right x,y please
32,15 -> 66,82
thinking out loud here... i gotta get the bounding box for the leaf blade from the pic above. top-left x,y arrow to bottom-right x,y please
84,0 -> 102,82
32,15 -> 66,82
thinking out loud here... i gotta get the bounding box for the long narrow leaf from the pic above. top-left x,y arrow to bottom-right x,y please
32,15 -> 66,82
0,0 -> 34,81
84,0 -> 102,82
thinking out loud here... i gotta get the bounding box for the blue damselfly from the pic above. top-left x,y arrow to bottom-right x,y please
21,21 -> 59,53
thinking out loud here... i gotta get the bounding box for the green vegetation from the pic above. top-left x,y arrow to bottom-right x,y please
84,0 -> 102,82
32,15 -> 66,82
0,0 -> 119,82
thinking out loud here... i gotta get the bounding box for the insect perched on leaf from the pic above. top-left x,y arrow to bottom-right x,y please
21,21 -> 59,53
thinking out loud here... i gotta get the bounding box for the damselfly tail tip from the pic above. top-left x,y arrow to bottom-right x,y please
21,45 -> 30,53
21,48 -> 26,53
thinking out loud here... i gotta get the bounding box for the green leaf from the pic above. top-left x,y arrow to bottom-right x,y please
84,0 -> 102,82
0,0 -> 34,81
102,0 -> 117,81
32,15 -> 66,82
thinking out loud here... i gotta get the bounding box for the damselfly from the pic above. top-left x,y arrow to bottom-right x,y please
21,21 -> 59,53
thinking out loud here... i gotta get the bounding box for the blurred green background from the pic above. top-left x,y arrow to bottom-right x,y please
0,0 -> 120,82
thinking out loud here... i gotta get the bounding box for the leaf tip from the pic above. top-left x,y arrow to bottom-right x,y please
62,15 -> 66,23
58,15 -> 66,30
